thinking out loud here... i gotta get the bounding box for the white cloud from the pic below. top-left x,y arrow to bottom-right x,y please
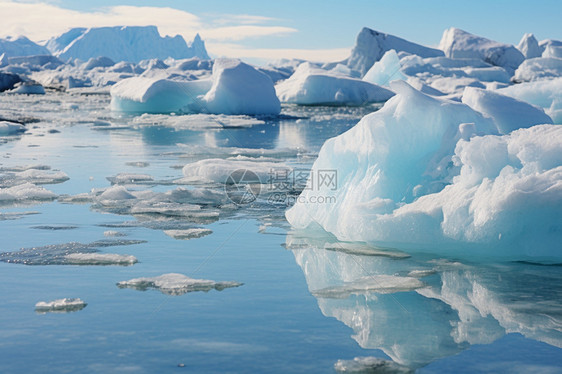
208,43 -> 350,63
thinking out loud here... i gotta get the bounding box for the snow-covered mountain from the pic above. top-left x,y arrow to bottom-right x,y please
0,36 -> 50,58
46,26 -> 210,63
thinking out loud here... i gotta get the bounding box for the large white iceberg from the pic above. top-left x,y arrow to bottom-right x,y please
344,27 -> 444,76
439,28 -> 524,71
286,81 -> 561,260
276,63 -> 394,105
46,26 -> 209,62
462,87 -> 553,134
0,36 -> 49,57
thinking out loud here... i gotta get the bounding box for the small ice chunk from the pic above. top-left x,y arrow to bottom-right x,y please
35,298 -> 87,313
106,173 -> 154,185
312,275 -> 425,299
117,273 -> 243,295
65,253 -> 137,266
163,228 -> 212,240
104,230 -> 127,237
407,269 -> 437,278
0,121 -> 26,135
0,182 -> 57,202
182,158 -> 292,184
334,357 -> 412,373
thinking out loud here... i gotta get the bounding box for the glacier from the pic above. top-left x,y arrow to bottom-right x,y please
286,81 -> 561,260
46,26 -> 209,63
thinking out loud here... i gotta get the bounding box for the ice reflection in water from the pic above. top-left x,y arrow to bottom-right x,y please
285,231 -> 562,369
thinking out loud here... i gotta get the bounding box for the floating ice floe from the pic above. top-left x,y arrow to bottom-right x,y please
132,113 -> 265,130
0,168 -> 69,187
117,273 -> 243,295
513,57 -> 562,82
0,182 -> 57,203
312,275 -> 425,298
439,28 -> 524,71
286,81 -> 562,260
334,357 -> 412,373
35,298 -> 87,314
65,253 -> 138,266
163,228 -> 212,240
461,86 -> 553,133
182,158 -> 292,184
7,81 -> 45,95
0,239 -> 145,265
276,62 -> 394,105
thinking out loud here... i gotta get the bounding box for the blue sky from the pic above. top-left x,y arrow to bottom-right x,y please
1,0 -> 561,64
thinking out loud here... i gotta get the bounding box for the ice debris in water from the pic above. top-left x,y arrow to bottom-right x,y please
312,275 -> 425,299
132,113 -> 265,130
0,121 -> 26,135
334,356 -> 412,373
0,239 -> 145,265
35,298 -> 87,314
181,158 -> 292,184
116,273 -> 243,296
0,182 -> 57,203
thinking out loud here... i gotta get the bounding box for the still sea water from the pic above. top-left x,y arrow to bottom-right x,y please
0,91 -> 561,373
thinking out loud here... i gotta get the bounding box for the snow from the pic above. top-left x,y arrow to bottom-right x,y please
286,81 -> 562,259
362,50 -> 406,86
498,78 -> 562,123
116,273 -> 243,295
345,27 -> 444,76
439,28 -> 525,71
46,26 -> 209,63
35,298 -> 87,313
201,58 -> 280,115
0,121 -> 26,135
0,36 -> 50,58
513,57 -> 562,82
65,253 -> 138,266
517,33 -> 542,59
276,62 -> 394,105
462,87 -> 553,134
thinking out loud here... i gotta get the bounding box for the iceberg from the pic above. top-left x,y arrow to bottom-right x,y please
513,57 -> 562,82
362,50 -> 406,86
7,81 -> 45,95
439,28 -> 524,71
110,77 -> 211,114
46,26 -> 209,63
116,273 -> 243,296
35,298 -> 87,313
111,59 -> 279,115
0,72 -> 22,92
276,63 -> 394,105
344,27 -> 444,76
462,87 -> 553,134
543,45 -> 562,59
517,33 -> 542,59
201,58 -> 281,115
286,81 -> 562,259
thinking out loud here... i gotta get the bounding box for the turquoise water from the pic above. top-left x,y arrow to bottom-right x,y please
0,92 -> 561,373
